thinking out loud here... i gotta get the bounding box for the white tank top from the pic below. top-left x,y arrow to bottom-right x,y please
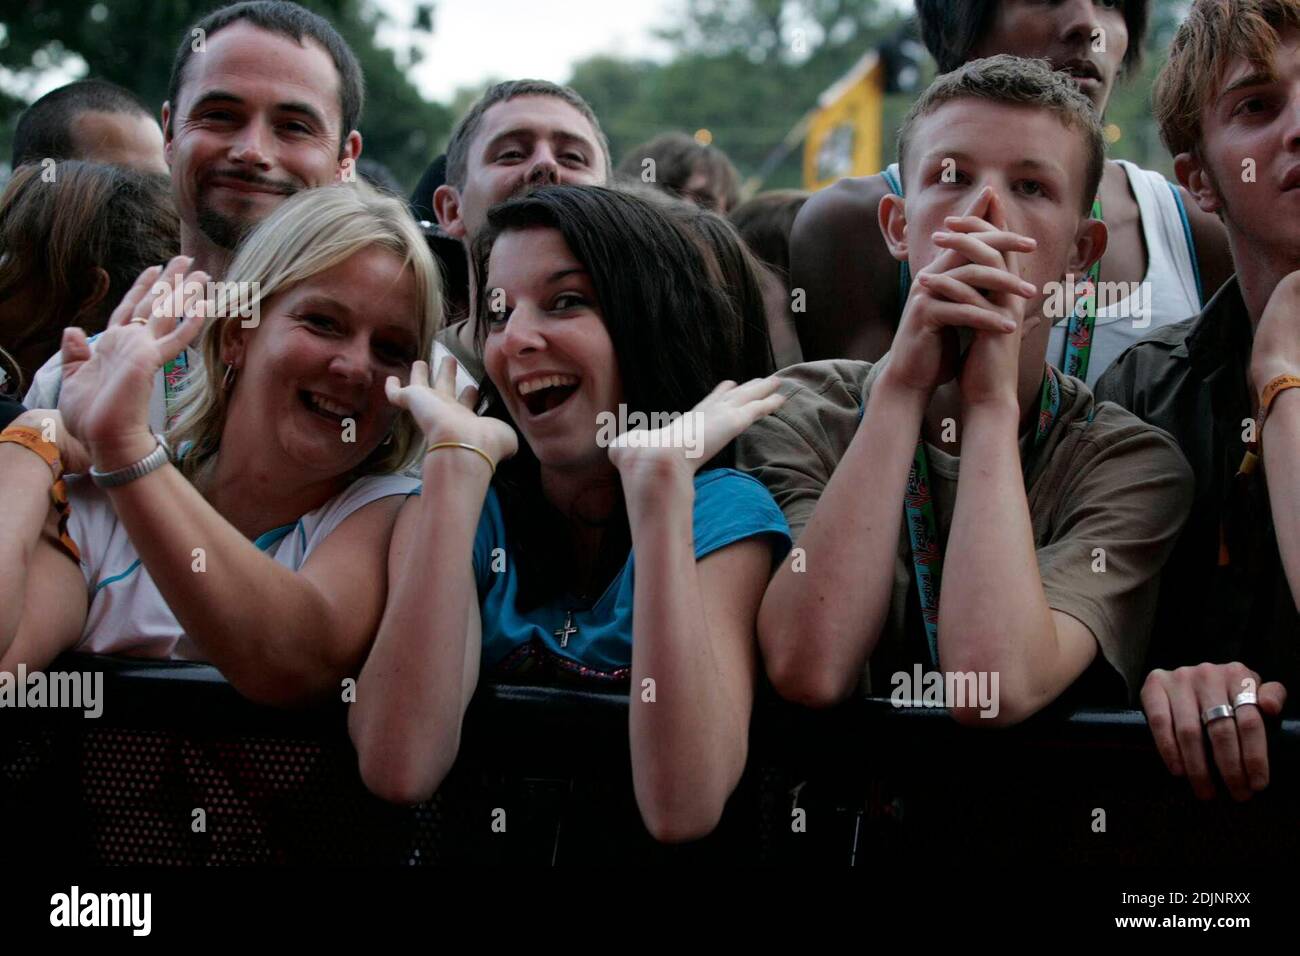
1046,159 -> 1203,387
66,472 -> 420,659
883,159 -> 1204,388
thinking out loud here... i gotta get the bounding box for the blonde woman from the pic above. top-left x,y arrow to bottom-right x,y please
0,183 -> 440,705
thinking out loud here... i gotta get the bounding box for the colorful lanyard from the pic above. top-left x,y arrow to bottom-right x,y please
1060,195 -> 1104,380
162,351 -> 190,428
904,366 -> 1062,666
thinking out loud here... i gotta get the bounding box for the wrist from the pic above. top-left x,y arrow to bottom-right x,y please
89,430 -> 159,474
876,362 -> 937,412
617,454 -> 694,501
421,442 -> 495,483
962,392 -> 1021,429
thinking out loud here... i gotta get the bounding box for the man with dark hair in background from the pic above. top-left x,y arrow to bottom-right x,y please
24,0 -> 367,426
11,79 -> 167,176
430,79 -> 612,380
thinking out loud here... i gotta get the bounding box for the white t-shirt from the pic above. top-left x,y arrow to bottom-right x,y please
65,472 -> 420,659
23,340 -> 478,430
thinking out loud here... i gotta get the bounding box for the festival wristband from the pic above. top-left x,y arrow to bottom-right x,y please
0,425 -> 81,563
0,425 -> 62,479
1252,374 -> 1300,459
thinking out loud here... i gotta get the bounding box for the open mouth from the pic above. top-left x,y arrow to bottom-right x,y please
517,373 -> 581,418
299,390 -> 359,425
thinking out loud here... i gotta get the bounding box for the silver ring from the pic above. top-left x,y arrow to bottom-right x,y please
1233,691 -> 1258,711
1201,703 -> 1235,726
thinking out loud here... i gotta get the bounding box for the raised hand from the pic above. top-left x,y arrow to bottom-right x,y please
882,186 -> 1037,399
59,257 -> 208,452
607,376 -> 786,485
385,356 -> 518,470
949,189 -> 1035,409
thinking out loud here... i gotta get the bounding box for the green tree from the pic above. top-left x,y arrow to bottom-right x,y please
0,0 -> 451,190
568,0 -> 907,190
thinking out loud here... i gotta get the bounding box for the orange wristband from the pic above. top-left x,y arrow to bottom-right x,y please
0,425 -> 62,480
0,425 -> 81,563
1253,374 -> 1300,458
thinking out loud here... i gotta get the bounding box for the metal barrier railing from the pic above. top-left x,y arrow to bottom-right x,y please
2,655 -> 1297,864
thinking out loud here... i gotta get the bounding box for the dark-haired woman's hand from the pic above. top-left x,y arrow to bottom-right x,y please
59,257 -> 209,471
385,356 -> 518,471
608,376 -> 786,487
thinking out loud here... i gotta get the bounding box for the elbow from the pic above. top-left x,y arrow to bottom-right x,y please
357,755 -> 445,806
225,668 -> 332,709
949,700 -> 1020,729
636,784 -> 730,845
760,603 -> 858,708
348,703 -> 457,805
766,656 -> 856,709
352,728 -> 452,806
221,643 -> 361,709
945,673 -> 1036,729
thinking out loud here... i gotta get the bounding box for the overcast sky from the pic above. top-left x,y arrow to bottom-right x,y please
376,0 -> 675,101
377,0 -> 908,102
2,0 -> 908,106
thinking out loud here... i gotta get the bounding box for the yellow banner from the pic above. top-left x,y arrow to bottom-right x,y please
803,53 -> 884,191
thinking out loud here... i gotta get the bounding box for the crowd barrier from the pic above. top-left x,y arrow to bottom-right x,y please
3,654 -> 1297,865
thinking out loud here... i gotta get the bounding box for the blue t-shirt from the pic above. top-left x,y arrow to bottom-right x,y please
470,468 -> 791,682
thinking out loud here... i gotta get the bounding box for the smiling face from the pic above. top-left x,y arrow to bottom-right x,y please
439,97 -> 607,242
1183,25 -> 1300,261
219,244 -> 421,479
893,98 -> 1100,348
163,22 -> 359,252
971,0 -> 1129,113
481,226 -> 621,473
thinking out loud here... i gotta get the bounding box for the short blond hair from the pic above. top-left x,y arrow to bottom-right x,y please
1155,0 -> 1300,157
169,182 -> 441,482
897,54 -> 1105,214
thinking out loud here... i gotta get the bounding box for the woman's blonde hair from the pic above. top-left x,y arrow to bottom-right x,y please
169,181 -> 442,482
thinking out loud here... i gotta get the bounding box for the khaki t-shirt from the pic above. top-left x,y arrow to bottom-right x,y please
435,317 -> 485,384
734,358 -> 1194,700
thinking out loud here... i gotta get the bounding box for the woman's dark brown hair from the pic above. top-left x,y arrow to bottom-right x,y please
0,160 -> 179,390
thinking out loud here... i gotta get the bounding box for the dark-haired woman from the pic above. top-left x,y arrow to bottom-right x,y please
0,160 -> 178,392
350,185 -> 792,842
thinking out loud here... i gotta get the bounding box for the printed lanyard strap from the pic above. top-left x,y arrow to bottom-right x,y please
1061,195 -> 1104,381
904,366 -> 1062,666
162,351 -> 190,429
